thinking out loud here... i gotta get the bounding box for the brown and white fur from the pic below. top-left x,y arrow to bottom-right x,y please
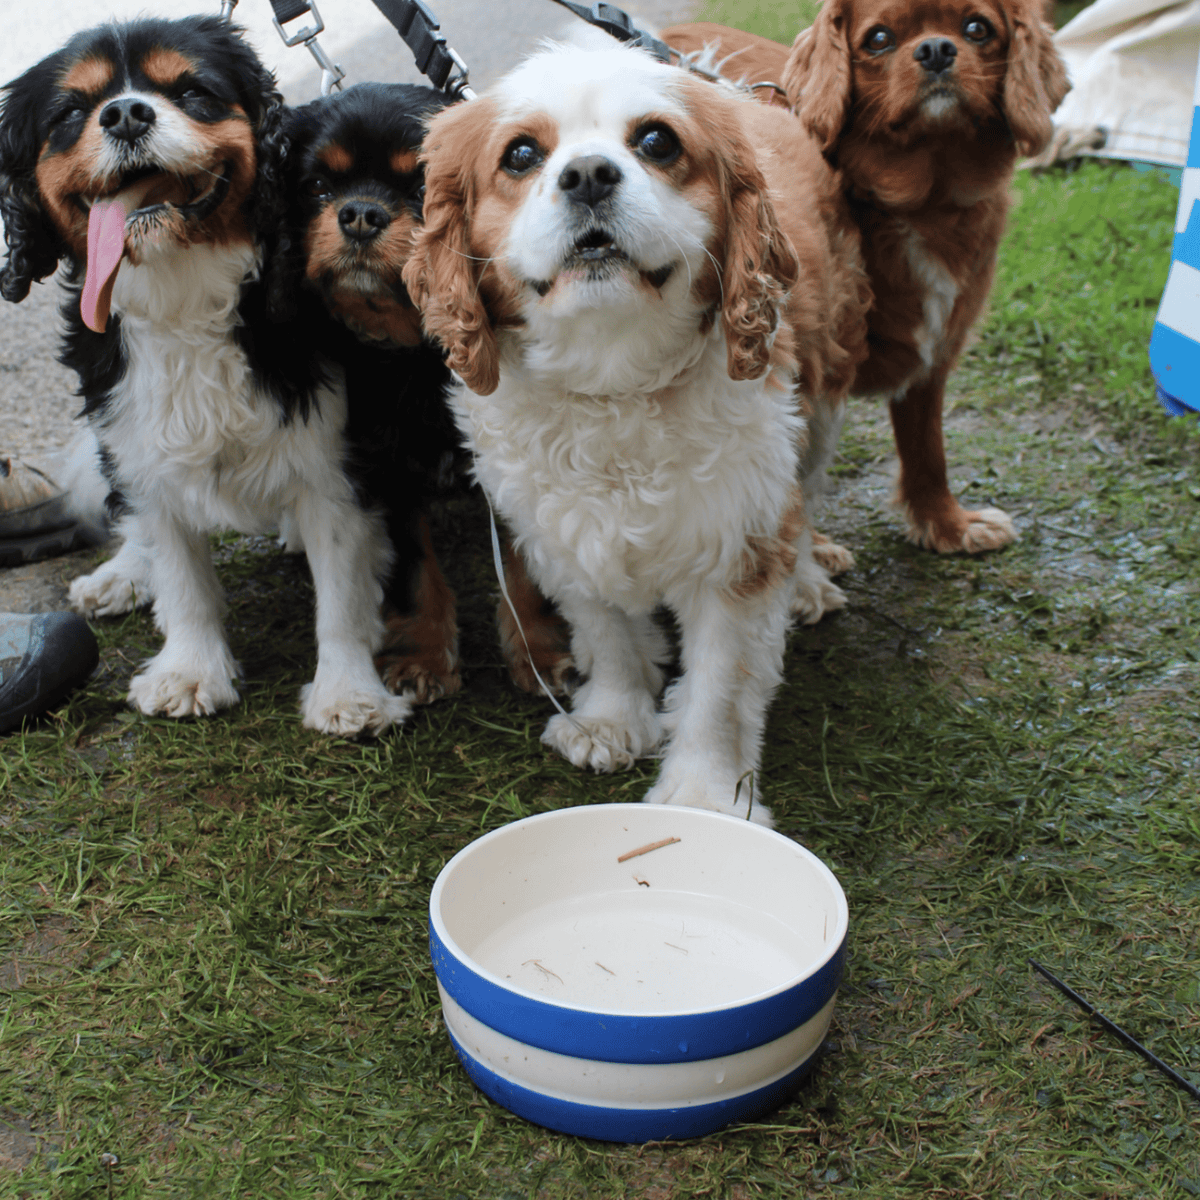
665,0 -> 1069,553
404,43 -> 868,825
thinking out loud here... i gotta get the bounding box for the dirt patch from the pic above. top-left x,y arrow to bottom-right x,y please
0,915 -> 88,990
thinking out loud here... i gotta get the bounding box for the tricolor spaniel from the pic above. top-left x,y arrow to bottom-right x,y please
404,43 -> 868,825
0,18 -> 408,735
274,82 -> 464,703
664,0 -> 1069,552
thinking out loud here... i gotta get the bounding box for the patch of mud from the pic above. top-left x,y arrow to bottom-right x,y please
0,916 -> 87,990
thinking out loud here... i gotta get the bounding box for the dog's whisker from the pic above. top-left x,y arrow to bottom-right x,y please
663,231 -> 694,292
700,245 -> 725,309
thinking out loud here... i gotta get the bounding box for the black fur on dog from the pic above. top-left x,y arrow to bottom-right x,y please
276,83 -> 468,702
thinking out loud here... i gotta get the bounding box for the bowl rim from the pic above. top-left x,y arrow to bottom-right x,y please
428,805 -> 848,1064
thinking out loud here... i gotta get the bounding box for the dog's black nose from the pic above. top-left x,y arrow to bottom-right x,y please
913,38 -> 957,74
338,200 -> 391,242
98,97 -> 156,143
558,156 -> 622,208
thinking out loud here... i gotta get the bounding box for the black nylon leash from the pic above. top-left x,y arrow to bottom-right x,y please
1030,959 -> 1200,1105
251,0 -> 475,99
363,0 -> 475,98
540,0 -> 671,62
246,0 -> 670,100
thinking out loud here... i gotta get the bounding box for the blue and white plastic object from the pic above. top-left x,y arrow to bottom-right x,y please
1150,47 -> 1200,416
428,804 -> 848,1142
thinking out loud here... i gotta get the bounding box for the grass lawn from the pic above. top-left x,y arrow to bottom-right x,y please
2,21 -> 1197,1200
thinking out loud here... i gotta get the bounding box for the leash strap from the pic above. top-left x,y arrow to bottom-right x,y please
365,0 -> 476,98
543,0 -> 671,62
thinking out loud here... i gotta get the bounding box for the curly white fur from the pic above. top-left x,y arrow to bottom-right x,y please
448,44 -> 817,826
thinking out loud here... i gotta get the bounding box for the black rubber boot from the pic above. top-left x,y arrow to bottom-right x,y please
0,612 -> 99,732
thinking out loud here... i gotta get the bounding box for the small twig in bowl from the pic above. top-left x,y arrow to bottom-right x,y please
617,837 -> 681,863
522,959 -> 564,984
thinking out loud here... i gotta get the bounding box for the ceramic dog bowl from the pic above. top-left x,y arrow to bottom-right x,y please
428,804 -> 847,1142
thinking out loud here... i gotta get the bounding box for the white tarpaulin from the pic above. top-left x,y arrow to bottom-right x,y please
1051,0 -> 1200,166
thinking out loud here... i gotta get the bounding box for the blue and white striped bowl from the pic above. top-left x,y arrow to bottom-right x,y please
428,804 -> 848,1142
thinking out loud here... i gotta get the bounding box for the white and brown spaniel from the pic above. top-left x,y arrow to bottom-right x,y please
404,43 -> 869,825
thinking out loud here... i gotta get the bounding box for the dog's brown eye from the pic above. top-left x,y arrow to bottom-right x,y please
632,123 -> 680,165
962,16 -> 993,41
305,177 -> 333,199
864,26 -> 895,53
503,138 -> 544,176
51,102 -> 86,127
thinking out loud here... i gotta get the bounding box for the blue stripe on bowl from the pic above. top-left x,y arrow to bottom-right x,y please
429,920 -> 845,1065
445,1024 -> 822,1142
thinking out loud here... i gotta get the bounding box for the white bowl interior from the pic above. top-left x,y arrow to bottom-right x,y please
433,805 -> 847,1015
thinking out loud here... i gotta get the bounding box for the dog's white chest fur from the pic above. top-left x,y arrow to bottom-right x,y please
903,227 -> 959,379
455,340 -> 802,610
102,242 -> 346,532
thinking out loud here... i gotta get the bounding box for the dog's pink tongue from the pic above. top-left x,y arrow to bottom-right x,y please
81,196 -> 131,333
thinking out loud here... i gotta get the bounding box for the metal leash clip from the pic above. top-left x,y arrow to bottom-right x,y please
268,0 -> 346,94
218,0 -> 239,21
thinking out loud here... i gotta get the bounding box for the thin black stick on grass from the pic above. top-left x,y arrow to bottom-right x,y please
1029,959 -> 1200,1105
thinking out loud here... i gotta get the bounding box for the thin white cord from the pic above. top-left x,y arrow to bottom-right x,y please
484,493 -> 583,729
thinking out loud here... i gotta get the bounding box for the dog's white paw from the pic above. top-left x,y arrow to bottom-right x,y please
300,680 -> 412,737
791,575 -> 847,625
541,708 -> 662,772
903,503 -> 1018,554
643,768 -> 775,828
128,664 -> 240,718
69,567 -> 149,618
959,507 -> 1018,554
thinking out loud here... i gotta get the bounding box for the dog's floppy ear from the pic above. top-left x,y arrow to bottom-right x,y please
234,33 -> 290,252
685,79 -> 800,382
402,99 -> 500,395
1003,0 -> 1070,157
264,101 -> 316,322
783,0 -> 853,154
0,60 -> 69,302
721,173 -> 800,381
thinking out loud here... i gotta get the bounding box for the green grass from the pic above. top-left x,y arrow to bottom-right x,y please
972,162 -> 1180,432
2,56 -> 1197,1200
697,0 -> 820,45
